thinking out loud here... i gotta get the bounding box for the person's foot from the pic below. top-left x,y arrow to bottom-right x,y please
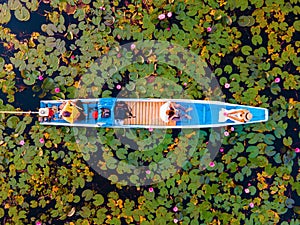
185,107 -> 193,112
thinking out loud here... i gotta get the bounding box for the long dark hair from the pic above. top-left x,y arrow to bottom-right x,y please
76,100 -> 86,121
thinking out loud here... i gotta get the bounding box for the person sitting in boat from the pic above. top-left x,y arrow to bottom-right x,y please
38,106 -> 57,122
59,100 -> 86,123
160,101 -> 192,122
219,108 -> 253,123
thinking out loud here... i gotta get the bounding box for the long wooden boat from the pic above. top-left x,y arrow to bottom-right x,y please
38,98 -> 268,128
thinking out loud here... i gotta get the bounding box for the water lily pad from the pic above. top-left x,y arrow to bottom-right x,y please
93,194 -> 104,206
8,0 -> 22,10
293,20 -> 300,31
0,4 -> 12,24
294,206 -> 300,215
14,6 -> 30,21
82,189 -> 93,201
241,46 -> 252,55
285,198 -> 295,208
7,116 -> 20,129
237,16 -> 255,27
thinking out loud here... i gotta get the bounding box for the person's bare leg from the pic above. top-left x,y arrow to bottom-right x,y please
183,114 -> 192,120
173,103 -> 187,111
174,103 -> 193,113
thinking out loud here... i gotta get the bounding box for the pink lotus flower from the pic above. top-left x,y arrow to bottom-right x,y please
295,148 -> 300,153
146,170 -> 151,175
248,183 -> 251,186
116,84 -> 121,90
274,77 -> 280,83
166,27 -> 171,31
71,55 -> 75,60
36,222 -> 42,225
173,219 -> 178,223
224,131 -> 229,136
19,140 -> 25,146
244,188 -> 250,193
173,206 -> 178,212
224,83 -> 230,88
149,187 -> 154,192
117,53 -> 122,58
38,75 -> 43,81
158,14 -> 166,20
148,127 -> 153,132
54,87 -> 60,93
219,147 -> 224,152
130,43 -> 136,50
39,138 -> 44,144
167,12 -> 172,18
183,82 -> 187,86
207,27 -> 212,32
249,202 -> 254,208
209,161 -> 215,167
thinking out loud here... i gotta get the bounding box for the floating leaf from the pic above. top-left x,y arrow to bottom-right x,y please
82,189 -> 93,201
241,46 -> 252,55
246,146 -> 259,158
283,137 -> 293,146
8,0 -> 22,10
237,16 -> 255,27
252,35 -> 263,45
293,206 -> 300,215
285,198 -> 295,208
0,4 -> 12,24
7,116 -> 20,129
67,207 -> 75,217
14,6 -> 30,21
79,206 -> 91,218
293,20 -> 300,31
93,194 -> 104,206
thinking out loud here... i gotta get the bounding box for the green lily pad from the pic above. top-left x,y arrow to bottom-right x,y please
283,137 -> 293,146
241,46 -> 252,55
8,0 -> 22,10
237,16 -> 255,27
93,194 -> 104,206
23,77 -> 35,85
41,77 -> 55,90
82,189 -> 93,201
294,206 -> 300,215
0,4 -> 12,24
15,121 -> 26,134
7,116 -> 20,129
14,6 -> 30,21
293,20 -> 300,31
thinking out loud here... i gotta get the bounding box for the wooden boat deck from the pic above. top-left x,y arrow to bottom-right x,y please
122,101 -> 176,126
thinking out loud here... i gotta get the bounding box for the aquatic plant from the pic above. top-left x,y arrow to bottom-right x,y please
0,0 -> 299,224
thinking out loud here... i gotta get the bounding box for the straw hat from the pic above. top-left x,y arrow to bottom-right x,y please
244,111 -> 253,121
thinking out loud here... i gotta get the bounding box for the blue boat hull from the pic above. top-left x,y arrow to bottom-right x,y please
39,98 -> 268,128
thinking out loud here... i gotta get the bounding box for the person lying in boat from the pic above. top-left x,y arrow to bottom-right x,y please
59,100 -> 87,123
160,101 -> 192,122
219,108 -> 253,123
